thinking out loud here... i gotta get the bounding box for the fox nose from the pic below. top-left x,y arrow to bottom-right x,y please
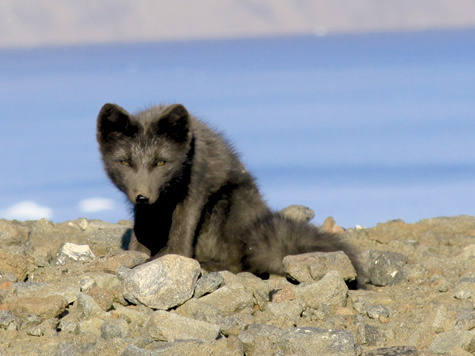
135,195 -> 150,204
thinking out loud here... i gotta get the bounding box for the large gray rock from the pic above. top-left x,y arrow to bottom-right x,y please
283,251 -> 357,283
146,310 -> 221,342
122,254 -> 201,310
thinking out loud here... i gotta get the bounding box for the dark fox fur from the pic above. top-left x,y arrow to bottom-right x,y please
97,103 -> 357,275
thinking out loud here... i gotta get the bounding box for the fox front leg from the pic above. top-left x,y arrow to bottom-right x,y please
166,196 -> 205,258
128,231 -> 152,257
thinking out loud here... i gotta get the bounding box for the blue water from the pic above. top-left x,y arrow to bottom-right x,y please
1,29 -> 475,227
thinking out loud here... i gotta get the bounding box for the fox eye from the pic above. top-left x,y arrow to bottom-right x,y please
155,160 -> 166,167
120,160 -> 131,166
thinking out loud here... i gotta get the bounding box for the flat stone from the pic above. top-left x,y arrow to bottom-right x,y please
9,295 -> 67,320
193,286 -> 254,316
13,279 -> 80,304
146,310 -> 221,342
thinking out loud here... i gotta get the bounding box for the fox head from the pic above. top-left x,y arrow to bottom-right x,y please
97,103 -> 193,205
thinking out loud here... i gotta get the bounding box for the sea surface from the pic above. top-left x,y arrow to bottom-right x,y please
1,29 -> 475,228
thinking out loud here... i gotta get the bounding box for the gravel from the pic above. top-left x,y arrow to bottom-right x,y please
0,215 -> 474,355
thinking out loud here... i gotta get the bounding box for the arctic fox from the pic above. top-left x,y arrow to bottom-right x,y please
97,103 -> 357,275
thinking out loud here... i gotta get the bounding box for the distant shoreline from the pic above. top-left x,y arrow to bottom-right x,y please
1,0 -> 475,49
1,27 -> 474,52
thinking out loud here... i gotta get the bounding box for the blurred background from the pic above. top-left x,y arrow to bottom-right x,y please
1,0 -> 475,228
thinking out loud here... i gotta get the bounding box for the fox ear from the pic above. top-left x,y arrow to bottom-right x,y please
154,104 -> 191,142
97,103 -> 138,144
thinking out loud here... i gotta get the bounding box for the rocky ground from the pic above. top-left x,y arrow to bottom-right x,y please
0,213 -> 474,355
